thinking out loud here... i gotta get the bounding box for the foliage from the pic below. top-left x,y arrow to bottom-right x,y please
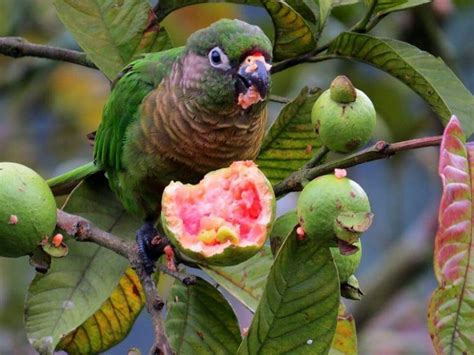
428,116 -> 474,353
0,0 -> 473,354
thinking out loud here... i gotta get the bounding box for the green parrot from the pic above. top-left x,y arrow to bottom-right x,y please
49,19 -> 273,272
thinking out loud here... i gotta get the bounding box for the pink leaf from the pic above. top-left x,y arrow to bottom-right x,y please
428,116 -> 474,353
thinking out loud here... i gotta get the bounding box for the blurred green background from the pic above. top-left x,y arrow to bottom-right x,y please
0,0 -> 473,353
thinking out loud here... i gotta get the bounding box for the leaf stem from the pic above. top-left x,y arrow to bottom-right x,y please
0,37 -> 96,69
273,135 -> 442,197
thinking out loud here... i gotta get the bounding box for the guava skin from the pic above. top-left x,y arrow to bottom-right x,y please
331,240 -> 361,283
311,88 -> 376,153
297,174 -> 371,246
269,210 -> 362,283
0,163 -> 57,258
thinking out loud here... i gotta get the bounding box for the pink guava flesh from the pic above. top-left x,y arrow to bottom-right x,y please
162,161 -> 273,258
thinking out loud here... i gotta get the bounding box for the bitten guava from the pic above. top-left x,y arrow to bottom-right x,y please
269,210 -> 362,283
297,173 -> 373,254
161,161 -> 275,266
311,75 -> 376,153
0,163 -> 57,257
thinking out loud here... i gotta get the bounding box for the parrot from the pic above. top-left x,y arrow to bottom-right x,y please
49,19 -> 273,273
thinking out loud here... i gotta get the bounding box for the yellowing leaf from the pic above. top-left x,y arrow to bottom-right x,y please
330,303 -> 358,354
57,267 -> 145,354
261,0 -> 316,61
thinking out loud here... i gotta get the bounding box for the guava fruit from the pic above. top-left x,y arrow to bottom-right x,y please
270,210 -> 362,283
0,162 -> 57,257
311,75 -> 376,153
297,173 -> 373,254
161,161 -> 275,266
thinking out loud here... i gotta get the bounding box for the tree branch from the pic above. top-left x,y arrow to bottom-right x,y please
0,37 -> 96,69
56,209 -> 173,355
273,136 -> 442,197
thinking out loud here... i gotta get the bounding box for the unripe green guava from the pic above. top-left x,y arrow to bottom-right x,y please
297,174 -> 371,247
269,210 -> 362,283
0,163 -> 57,257
311,75 -> 376,153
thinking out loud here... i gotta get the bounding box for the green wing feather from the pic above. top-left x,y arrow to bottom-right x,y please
94,47 -> 184,171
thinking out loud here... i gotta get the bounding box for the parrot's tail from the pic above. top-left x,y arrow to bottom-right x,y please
47,161 -> 102,196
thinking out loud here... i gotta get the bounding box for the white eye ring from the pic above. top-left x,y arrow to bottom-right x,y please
208,47 -> 231,70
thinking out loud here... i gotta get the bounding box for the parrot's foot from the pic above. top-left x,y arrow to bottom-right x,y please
136,221 -> 170,275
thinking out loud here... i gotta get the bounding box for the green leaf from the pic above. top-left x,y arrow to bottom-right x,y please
261,0 -> 317,61
25,175 -> 141,354
53,0 -> 172,79
202,246 -> 273,312
57,267 -> 145,354
238,229 -> 340,354
317,0 -> 335,33
371,0 -> 431,16
165,277 -> 242,354
154,0 -> 317,24
256,87 -> 322,184
428,116 -> 474,353
154,0 -> 262,21
328,32 -> 474,136
329,302 -> 358,355
332,0 -> 360,5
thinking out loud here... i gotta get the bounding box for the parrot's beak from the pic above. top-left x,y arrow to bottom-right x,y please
236,54 -> 271,109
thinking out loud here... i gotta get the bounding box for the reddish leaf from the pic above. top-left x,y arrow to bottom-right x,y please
428,116 -> 474,353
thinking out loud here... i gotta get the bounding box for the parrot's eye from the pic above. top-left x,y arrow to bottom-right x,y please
211,50 -> 221,64
208,47 -> 230,70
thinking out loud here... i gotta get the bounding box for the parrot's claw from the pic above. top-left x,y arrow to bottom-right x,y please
136,221 -> 169,275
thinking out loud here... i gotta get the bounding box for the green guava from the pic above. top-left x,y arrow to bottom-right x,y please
161,161 -> 276,266
269,210 -> 362,283
0,163 -> 57,257
297,174 -> 372,252
311,75 -> 376,153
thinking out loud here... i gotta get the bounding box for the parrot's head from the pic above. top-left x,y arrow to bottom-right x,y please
184,19 -> 273,114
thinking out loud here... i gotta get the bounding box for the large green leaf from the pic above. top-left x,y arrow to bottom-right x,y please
165,277 -> 242,354
428,116 -> 474,353
53,0 -> 171,79
238,229 -> 340,354
370,0 -> 431,16
261,0 -> 317,61
154,0 -> 317,25
154,0 -> 261,21
202,246 -> 273,312
25,175 -> 141,354
328,32 -> 474,136
256,87 -> 322,184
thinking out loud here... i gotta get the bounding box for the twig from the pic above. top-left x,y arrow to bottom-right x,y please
352,0 -> 378,33
273,136 -> 442,197
129,250 -> 173,355
272,1 -> 379,74
0,37 -> 96,69
56,209 -> 131,258
303,146 -> 330,170
269,94 -> 291,104
157,264 -> 196,286
56,209 -> 174,354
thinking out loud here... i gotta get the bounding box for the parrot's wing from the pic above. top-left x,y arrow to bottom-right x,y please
94,47 -> 183,171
